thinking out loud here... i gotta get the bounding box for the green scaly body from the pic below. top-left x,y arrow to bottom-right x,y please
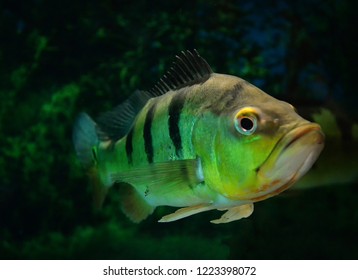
73,50 -> 324,223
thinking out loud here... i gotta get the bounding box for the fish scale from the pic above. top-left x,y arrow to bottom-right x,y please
73,50 -> 324,223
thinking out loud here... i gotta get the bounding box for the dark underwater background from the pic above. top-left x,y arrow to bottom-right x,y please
1,0 -> 357,259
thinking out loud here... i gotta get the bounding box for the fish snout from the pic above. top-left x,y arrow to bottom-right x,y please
253,123 -> 325,201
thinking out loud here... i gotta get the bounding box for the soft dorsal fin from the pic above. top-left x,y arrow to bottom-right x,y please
96,50 -> 213,141
96,90 -> 151,141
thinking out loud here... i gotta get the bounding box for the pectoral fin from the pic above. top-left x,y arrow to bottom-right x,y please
111,159 -> 203,195
210,203 -> 254,224
158,204 -> 214,223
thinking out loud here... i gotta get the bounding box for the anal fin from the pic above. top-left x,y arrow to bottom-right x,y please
119,183 -> 155,223
158,204 -> 213,223
88,167 -> 108,209
210,203 -> 254,224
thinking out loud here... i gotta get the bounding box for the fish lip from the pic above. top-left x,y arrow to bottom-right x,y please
257,123 -> 324,173
250,123 -> 325,201
280,123 -> 324,151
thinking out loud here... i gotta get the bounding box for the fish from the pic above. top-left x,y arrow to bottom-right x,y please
73,50 -> 324,224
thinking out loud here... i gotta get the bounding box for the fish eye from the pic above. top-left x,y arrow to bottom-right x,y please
234,108 -> 258,136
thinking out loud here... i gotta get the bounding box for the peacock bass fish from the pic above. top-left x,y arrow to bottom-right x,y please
73,50 -> 324,224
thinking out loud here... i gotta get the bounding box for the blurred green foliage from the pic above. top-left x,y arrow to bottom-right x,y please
0,0 -> 357,259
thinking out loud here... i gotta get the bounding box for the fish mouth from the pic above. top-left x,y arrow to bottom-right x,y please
251,123 -> 325,202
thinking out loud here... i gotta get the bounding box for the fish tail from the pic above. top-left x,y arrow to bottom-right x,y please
73,113 -> 108,207
73,112 -> 98,168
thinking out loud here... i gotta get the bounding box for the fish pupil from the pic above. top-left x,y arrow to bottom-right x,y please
241,117 -> 254,131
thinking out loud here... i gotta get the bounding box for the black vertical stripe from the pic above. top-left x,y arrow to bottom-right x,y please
125,126 -> 134,164
168,93 -> 186,157
143,103 -> 157,163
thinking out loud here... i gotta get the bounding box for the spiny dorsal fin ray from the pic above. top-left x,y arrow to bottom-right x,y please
96,50 -> 213,141
150,49 -> 213,96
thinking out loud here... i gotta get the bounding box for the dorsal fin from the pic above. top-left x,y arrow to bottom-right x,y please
96,50 -> 213,141
96,90 -> 151,141
148,49 -> 213,96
